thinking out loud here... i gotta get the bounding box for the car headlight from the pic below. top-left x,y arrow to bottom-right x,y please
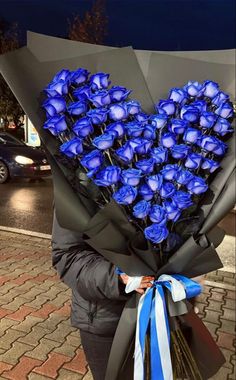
15,155 -> 34,165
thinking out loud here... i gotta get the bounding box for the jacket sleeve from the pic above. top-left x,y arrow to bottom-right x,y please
51,209 -> 127,302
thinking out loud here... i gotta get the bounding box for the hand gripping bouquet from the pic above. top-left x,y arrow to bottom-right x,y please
0,35 -> 235,380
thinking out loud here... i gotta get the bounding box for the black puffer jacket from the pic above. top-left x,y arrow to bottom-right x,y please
51,210 -> 128,336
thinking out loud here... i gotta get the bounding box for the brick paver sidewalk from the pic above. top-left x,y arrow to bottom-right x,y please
0,230 -> 235,380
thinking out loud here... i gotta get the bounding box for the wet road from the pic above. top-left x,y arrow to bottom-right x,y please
0,178 -> 53,234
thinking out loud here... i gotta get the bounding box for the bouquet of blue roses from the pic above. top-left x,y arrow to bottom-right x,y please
42,68 -> 235,380
1,41 -> 235,380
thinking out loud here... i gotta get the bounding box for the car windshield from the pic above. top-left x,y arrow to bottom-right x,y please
0,133 -> 25,146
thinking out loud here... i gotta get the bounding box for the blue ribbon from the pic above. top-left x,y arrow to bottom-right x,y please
134,274 -> 202,380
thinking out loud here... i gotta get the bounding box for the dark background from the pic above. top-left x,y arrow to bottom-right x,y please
0,0 -> 235,51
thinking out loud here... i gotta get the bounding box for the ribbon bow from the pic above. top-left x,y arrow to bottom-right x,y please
128,274 -> 202,380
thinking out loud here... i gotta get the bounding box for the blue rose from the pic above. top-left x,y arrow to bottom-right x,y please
213,118 -> 233,136
44,79 -> 68,97
87,108 -> 108,124
163,200 -> 181,222
171,144 -> 189,160
144,224 -> 169,244
133,200 -> 151,219
180,105 -> 199,122
60,137 -> 83,158
213,140 -> 227,156
157,99 -> 176,116
72,117 -> 94,138
67,101 -> 87,116
109,103 -> 128,121
149,114 -> 168,129
52,69 -> 70,83
43,115 -> 67,136
90,72 -> 110,90
121,168 -> 142,186
215,102 -> 234,119
185,153 -> 202,170
184,81 -> 203,97
109,86 -> 131,102
187,176 -> 208,194
143,125 -> 156,140
161,132 -> 177,148
115,142 -> 134,163
73,85 -> 92,101
80,149 -> 103,170
160,182 -> 176,199
150,147 -> 168,164
135,158 -> 155,174
146,174 -> 163,192
113,185 -> 137,205
139,184 -> 154,201
92,133 -> 115,150
125,121 -> 144,137
212,91 -> 229,107
126,100 -> 141,115
161,164 -> 179,181
89,90 -> 111,108
201,158 -> 220,173
134,112 -> 149,124
191,100 -> 207,113
149,205 -> 167,224
106,122 -> 125,138
176,169 -> 194,185
94,166 -> 121,187
129,138 -> 153,155
203,80 -> 219,99
42,96 -> 66,117
70,68 -> 89,85
169,88 -> 187,104
200,112 -> 217,129
200,136 -> 219,152
172,191 -> 193,210
169,119 -> 188,134
183,128 -> 201,144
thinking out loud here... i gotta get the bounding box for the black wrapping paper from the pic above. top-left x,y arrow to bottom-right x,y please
1,37 -> 234,379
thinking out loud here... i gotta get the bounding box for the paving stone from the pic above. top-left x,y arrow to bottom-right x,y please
44,324 -> 74,343
63,348 -> 87,375
31,304 -> 58,319
26,339 -> 61,361
202,285 -> 213,295
12,316 -> 43,333
33,352 -> 71,378
0,363 -> 13,375
207,299 -> 224,313
219,319 -> 236,335
222,308 -> 236,322
218,271 -> 235,278
49,294 -> 70,308
210,291 -> 225,302
217,331 -> 235,351
0,342 -> 33,365
36,314 -> 68,332
220,348 -> 234,370
28,373 -> 53,380
0,283 -> 18,295
2,356 -> 42,380
24,296 -> 49,309
6,306 -> 36,322
53,342 -> 78,358
81,370 -> 93,380
1,297 -> 28,312
0,329 -> 27,350
224,298 -> 236,310
225,290 -> 236,300
0,319 -> 20,338
18,327 -> 49,347
58,368 -> 84,379
65,334 -> 81,348
203,309 -> 222,325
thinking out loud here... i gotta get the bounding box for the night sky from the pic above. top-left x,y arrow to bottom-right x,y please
0,0 -> 235,51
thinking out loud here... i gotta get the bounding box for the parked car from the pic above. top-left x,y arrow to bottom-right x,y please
0,132 -> 51,184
